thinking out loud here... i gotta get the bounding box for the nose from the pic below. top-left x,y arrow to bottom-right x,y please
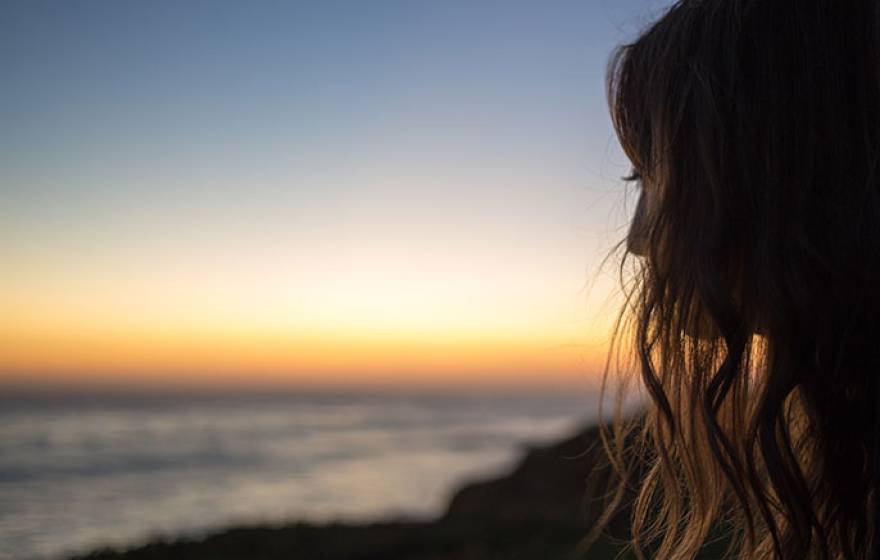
626,192 -> 649,256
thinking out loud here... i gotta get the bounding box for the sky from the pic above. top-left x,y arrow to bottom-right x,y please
1,0 -> 671,392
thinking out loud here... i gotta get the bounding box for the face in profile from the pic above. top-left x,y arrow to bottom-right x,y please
624,172 -> 727,340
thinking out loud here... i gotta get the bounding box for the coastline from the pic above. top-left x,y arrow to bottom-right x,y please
68,424 -> 631,560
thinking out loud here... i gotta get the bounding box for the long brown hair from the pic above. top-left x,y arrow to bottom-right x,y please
590,1 -> 880,559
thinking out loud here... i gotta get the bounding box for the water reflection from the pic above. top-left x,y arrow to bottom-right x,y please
0,391 -> 595,560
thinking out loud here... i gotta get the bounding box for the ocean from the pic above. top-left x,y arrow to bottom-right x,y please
0,389 -> 598,560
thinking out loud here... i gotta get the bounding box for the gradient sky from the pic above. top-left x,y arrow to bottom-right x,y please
1,0 -> 671,391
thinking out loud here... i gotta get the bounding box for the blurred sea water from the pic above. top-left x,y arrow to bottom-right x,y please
0,388 -> 597,560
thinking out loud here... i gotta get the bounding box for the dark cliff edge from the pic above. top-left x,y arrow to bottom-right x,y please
69,420 -> 726,559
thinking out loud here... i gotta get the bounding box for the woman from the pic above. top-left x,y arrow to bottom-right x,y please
591,1 -> 880,559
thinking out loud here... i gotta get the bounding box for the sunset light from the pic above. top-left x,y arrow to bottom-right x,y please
0,1 -> 640,391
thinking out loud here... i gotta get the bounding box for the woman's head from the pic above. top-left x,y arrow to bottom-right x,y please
599,1 -> 880,559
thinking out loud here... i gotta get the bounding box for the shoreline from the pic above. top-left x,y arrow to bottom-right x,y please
68,424 -> 629,560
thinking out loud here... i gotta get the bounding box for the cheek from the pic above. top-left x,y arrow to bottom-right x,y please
627,192 -> 650,256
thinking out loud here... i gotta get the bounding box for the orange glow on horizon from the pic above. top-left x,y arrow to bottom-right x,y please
1,246 -> 625,390
0,319 -> 615,390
